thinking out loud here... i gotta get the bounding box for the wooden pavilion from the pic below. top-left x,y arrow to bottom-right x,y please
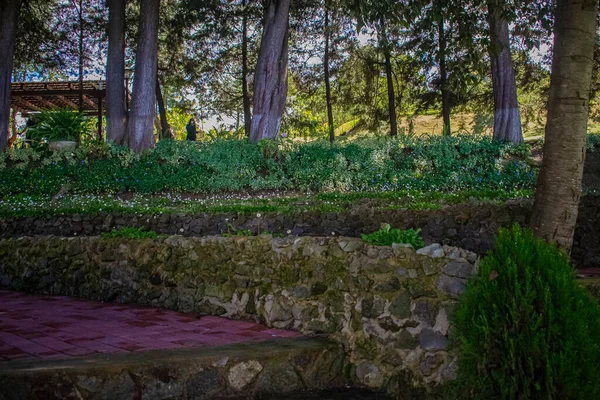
10,81 -> 106,139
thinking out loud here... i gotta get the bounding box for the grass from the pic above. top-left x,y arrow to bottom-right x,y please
0,189 -> 533,219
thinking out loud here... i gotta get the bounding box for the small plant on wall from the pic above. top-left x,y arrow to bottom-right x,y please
101,227 -> 157,239
361,224 -> 425,249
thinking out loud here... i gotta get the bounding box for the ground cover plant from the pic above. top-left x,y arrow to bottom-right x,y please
452,225 -> 600,399
361,224 -> 425,249
0,188 -> 533,218
101,227 -> 157,239
0,134 -> 537,196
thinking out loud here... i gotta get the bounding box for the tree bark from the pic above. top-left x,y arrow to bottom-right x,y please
127,0 -> 160,152
0,0 -> 21,152
324,4 -> 334,143
156,75 -> 171,139
438,18 -> 451,136
487,1 -> 523,144
249,0 -> 291,142
530,0 -> 597,252
380,24 -> 397,137
106,0 -> 127,144
241,0 -> 252,136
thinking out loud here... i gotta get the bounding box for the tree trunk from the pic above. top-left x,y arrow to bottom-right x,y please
0,0 -> 21,152
324,4 -> 334,143
127,0 -> 160,152
438,18 -> 451,136
8,107 -> 17,148
156,75 -> 171,139
106,0 -> 127,144
78,0 -> 84,113
241,0 -> 252,136
380,24 -> 397,137
249,0 -> 291,142
530,0 -> 597,252
487,0 -> 523,144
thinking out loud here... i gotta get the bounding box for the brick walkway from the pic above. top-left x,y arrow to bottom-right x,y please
0,290 -> 298,362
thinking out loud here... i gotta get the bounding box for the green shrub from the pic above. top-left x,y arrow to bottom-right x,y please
27,109 -> 91,147
101,227 -> 157,239
361,224 -> 425,249
0,134 -> 538,195
452,224 -> 600,399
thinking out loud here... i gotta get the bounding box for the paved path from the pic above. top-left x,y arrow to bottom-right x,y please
0,290 -> 298,362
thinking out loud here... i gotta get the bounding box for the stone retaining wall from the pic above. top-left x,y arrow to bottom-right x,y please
0,338 -> 346,400
0,235 -> 480,393
1,196 -> 598,267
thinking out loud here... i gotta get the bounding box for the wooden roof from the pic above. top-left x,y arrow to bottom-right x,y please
10,81 -> 106,115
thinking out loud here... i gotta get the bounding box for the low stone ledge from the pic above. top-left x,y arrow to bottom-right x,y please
1,195 -> 597,268
1,235 -> 479,393
0,337 -> 345,400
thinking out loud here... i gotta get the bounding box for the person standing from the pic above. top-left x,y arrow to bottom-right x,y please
185,118 -> 197,141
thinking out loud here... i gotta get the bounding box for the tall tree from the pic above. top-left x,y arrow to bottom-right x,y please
106,0 -> 127,144
241,0 -> 252,136
487,0 -> 523,143
156,75 -> 171,139
324,1 -> 334,142
127,0 -> 160,152
249,0 -> 291,142
0,0 -> 22,152
531,0 -> 597,252
379,21 -> 398,137
437,14 -> 450,136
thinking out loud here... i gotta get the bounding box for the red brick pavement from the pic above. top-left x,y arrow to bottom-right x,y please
0,290 -> 298,362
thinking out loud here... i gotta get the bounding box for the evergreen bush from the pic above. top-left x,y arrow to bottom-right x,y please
452,224 -> 600,399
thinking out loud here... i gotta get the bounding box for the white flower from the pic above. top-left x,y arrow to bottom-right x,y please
287,230 -> 291,234
179,228 -> 184,232
331,232 -> 335,235
256,213 -> 261,218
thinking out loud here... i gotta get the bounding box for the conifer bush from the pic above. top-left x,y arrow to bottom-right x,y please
452,225 -> 600,399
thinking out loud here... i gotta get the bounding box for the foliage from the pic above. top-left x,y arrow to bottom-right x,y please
101,226 -> 157,239
0,135 -> 539,195
452,224 -> 600,399
588,132 -> 600,151
361,223 -> 425,249
27,109 -> 92,148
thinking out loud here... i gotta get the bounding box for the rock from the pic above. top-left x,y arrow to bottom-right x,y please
395,330 -> 419,349
377,316 -> 400,332
443,261 -> 474,279
186,369 -> 222,399
419,328 -> 448,350
227,360 -> 263,390
361,296 -> 385,319
255,362 -> 302,393
338,239 -> 363,252
310,282 -> 328,296
355,362 -> 383,388
291,286 -> 310,298
434,307 -> 450,335
197,300 -> 227,316
413,299 -> 438,327
390,291 -> 412,319
95,372 -> 137,400
435,275 -> 466,298
420,353 -> 445,376
421,259 -> 440,276
373,277 -> 400,293
407,283 -> 438,299
416,244 -> 445,258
